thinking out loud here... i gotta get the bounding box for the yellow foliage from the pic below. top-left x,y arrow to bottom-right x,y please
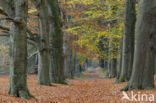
62,0 -> 125,59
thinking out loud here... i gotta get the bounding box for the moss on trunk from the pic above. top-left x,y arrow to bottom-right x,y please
47,0 -> 65,83
8,0 -> 32,98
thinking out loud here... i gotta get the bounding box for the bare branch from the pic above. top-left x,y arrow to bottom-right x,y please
0,25 -> 9,31
0,0 -> 13,16
0,32 -> 37,46
0,17 -> 21,23
30,0 -> 41,9
26,28 -> 39,42
28,51 -> 38,59
0,32 -> 9,36
0,7 -> 8,16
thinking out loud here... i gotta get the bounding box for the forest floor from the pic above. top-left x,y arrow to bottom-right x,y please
0,68 -> 156,103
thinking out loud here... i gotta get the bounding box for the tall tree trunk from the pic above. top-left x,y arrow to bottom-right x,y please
8,0 -> 32,98
63,34 -> 73,78
62,13 -> 74,79
47,0 -> 65,83
120,0 -> 136,82
73,51 -> 77,73
122,0 -> 156,91
114,37 -> 123,83
31,0 -> 51,86
108,35 -> 113,78
154,56 -> 156,74
119,0 -> 136,82
98,36 -> 105,69
104,61 -> 108,70
110,59 -> 117,78
99,58 -> 104,68
37,0 -> 51,86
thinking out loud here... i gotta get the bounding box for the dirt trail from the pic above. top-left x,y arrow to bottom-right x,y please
0,69 -> 156,103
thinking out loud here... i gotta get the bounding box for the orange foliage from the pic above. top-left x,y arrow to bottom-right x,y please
0,73 -> 156,103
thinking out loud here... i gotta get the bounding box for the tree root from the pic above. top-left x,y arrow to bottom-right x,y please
8,88 -> 34,99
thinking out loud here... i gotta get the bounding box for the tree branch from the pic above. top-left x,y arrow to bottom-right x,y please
0,7 -> 8,16
0,25 -> 9,31
0,17 -> 21,23
30,0 -> 41,9
0,24 -> 38,46
28,51 -> 38,59
0,24 -> 38,41
0,0 -> 13,16
26,28 -> 39,42
0,32 -> 37,46
0,33 -> 9,36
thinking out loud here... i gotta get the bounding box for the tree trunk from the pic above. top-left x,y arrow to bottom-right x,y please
62,13 -> 74,79
108,35 -> 112,78
63,34 -> 73,78
8,0 -> 32,98
104,61 -> 108,70
120,0 -> 136,82
114,37 -> 123,83
47,0 -> 65,83
109,59 -> 117,78
122,0 -> 156,91
154,56 -> 156,74
37,0 -> 51,86
98,36 -> 105,69
99,58 -> 104,68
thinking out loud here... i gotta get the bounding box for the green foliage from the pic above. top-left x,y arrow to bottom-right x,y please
0,42 -> 9,67
97,67 -> 109,78
77,52 -> 87,66
74,73 -> 87,79
119,75 -> 125,82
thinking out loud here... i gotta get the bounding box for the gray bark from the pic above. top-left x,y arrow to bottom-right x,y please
104,61 -> 108,70
31,0 -> 51,86
108,35 -> 113,78
98,36 -> 105,69
63,35 -> 73,78
73,52 -> 79,74
99,58 -> 104,68
8,0 -> 32,98
122,0 -> 156,91
120,0 -> 136,82
37,0 -> 51,86
154,56 -> 156,74
62,13 -> 73,79
114,37 -> 123,83
47,0 -> 65,83
109,59 -> 117,78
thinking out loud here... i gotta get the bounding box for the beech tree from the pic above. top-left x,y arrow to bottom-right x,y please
47,0 -> 65,83
114,37 -> 123,83
119,0 -> 136,82
63,31 -> 73,78
31,0 -> 51,86
122,0 -> 156,91
0,0 -> 32,98
62,9 -> 73,78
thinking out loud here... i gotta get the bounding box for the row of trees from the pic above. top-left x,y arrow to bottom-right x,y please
66,0 -> 156,91
100,0 -> 156,91
0,0 -> 155,99
54,0 -> 156,91
63,0 -> 123,78
0,0 -> 86,98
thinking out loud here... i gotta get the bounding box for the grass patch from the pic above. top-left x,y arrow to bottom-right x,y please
74,73 -> 87,79
82,67 -> 93,73
97,67 -> 109,78
119,75 -> 125,82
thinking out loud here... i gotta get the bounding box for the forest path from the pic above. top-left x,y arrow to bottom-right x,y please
0,70 -> 156,103
83,67 -> 101,79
